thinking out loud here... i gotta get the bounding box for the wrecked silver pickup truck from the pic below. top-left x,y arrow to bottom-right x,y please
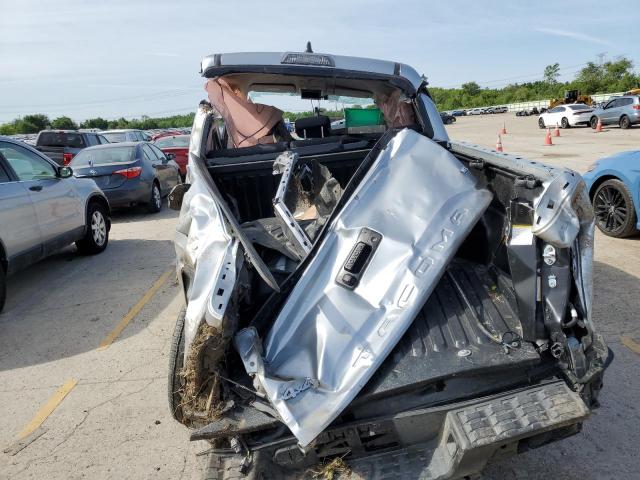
167,48 -> 608,479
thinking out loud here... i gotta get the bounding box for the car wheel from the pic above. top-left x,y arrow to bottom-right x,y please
561,117 -> 570,129
147,181 -> 162,213
619,115 -> 631,129
0,264 -> 6,313
593,179 -> 638,238
538,117 -> 545,129
168,306 -> 185,423
76,201 -> 109,255
590,116 -> 599,129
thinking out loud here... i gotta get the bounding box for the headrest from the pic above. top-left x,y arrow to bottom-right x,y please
295,115 -> 331,139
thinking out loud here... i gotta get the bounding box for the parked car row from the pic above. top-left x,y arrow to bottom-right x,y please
0,136 -> 111,312
537,95 -> 640,130
0,132 -> 183,312
516,106 -> 547,116
466,106 -> 508,115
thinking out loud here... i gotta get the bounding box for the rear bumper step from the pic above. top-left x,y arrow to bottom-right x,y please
209,381 -> 590,479
328,381 -> 589,479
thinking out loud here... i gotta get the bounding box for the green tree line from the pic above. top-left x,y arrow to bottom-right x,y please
0,112 -> 197,135
430,57 -> 639,111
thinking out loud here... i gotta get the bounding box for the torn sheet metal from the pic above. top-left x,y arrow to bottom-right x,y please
272,151 -> 313,258
532,171 -> 595,322
175,126 -> 239,363
235,129 -> 493,446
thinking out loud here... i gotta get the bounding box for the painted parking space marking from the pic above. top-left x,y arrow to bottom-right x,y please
620,335 -> 640,355
97,268 -> 173,351
16,378 -> 78,440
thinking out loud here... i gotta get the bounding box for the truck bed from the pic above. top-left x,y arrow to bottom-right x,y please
191,259 -> 540,442
358,260 -> 540,402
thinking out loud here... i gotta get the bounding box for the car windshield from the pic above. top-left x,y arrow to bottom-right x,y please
38,131 -> 84,148
154,135 -> 190,148
70,146 -> 136,166
102,132 -> 127,143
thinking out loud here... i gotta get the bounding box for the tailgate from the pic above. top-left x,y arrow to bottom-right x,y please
36,146 -> 64,164
236,129 -> 494,446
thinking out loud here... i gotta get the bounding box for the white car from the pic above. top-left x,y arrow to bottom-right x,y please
538,104 -> 593,129
467,108 -> 484,115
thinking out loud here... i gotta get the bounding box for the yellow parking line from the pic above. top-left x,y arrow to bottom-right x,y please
17,378 -> 78,439
620,335 -> 640,355
97,268 -> 173,351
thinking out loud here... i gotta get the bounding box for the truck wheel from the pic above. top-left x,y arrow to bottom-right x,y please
590,116 -> 599,129
168,307 -> 186,423
0,264 -> 6,313
593,179 -> 638,238
619,115 -> 631,129
561,117 -> 570,129
147,182 -> 162,213
76,201 -> 109,255
538,117 -> 545,129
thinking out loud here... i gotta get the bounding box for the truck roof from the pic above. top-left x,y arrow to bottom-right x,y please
200,50 -> 424,95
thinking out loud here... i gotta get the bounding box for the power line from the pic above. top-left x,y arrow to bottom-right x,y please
0,88 -> 202,112
437,62 -> 591,89
102,106 -> 196,120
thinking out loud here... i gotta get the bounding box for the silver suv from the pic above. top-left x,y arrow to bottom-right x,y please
0,136 -> 111,312
590,94 -> 640,129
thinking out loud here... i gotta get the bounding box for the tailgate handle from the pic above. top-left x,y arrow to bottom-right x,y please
335,228 -> 382,290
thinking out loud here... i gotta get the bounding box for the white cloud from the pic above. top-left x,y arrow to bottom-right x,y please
534,27 -> 613,46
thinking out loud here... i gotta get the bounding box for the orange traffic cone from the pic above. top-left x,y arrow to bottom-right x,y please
500,122 -> 507,135
595,118 -> 604,132
496,134 -> 504,152
544,128 -> 553,146
553,123 -> 561,137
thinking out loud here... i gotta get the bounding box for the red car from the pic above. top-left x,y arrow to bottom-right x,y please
153,135 -> 189,179
151,130 -> 183,142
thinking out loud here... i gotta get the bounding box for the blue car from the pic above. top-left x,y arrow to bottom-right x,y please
583,150 -> 640,237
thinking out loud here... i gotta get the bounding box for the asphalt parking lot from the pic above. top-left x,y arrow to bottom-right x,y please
1,116 -> 639,479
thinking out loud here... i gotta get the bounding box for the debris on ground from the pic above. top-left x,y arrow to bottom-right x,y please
180,321 -> 225,423
310,455 -> 352,480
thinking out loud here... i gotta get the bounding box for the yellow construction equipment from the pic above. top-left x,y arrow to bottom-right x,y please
549,90 -> 593,108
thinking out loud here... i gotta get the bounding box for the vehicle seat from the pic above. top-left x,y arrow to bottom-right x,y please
295,116 -> 331,139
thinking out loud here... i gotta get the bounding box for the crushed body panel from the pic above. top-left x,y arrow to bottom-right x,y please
236,129 -> 493,446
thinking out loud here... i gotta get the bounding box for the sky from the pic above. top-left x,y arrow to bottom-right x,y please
0,0 -> 638,123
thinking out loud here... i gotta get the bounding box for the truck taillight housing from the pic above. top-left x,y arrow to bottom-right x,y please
113,166 -> 142,179
63,153 -> 74,165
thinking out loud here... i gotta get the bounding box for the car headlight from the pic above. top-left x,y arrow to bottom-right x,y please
586,162 -> 598,173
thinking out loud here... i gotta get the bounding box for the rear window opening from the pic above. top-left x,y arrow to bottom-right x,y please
204,73 -> 417,158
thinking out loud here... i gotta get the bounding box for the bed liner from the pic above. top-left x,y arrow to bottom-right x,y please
190,260 -> 539,441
